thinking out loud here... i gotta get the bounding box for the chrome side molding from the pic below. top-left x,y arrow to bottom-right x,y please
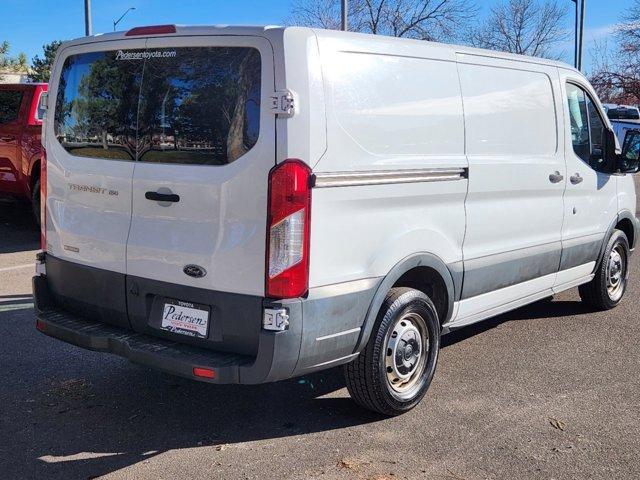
311,167 -> 468,188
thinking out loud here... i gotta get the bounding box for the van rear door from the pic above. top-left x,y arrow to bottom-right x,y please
125,36 -> 275,309
46,40 -> 150,329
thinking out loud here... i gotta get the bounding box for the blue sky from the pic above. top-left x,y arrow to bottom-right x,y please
1,0 -> 635,71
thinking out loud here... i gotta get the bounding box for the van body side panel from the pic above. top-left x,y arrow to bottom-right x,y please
303,34 -> 467,364
310,34 -> 467,288
277,28 -> 327,166
456,55 -> 565,317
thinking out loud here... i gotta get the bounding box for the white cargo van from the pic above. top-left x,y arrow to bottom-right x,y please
34,25 -> 640,415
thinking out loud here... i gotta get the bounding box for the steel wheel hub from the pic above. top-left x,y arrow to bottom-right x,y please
606,245 -> 626,301
385,313 -> 428,397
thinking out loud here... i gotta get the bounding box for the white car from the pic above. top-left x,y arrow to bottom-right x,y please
34,25 -> 640,416
604,103 -> 640,121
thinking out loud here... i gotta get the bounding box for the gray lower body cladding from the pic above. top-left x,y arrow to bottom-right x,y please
33,255 -> 379,384
461,234 -> 606,300
462,242 -> 562,299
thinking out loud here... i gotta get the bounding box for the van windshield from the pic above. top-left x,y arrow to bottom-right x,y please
54,47 -> 261,165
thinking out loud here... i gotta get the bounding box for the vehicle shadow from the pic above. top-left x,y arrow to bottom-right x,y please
442,298 -> 593,348
1,297 -> 592,479
0,199 -> 40,254
1,304 -> 382,479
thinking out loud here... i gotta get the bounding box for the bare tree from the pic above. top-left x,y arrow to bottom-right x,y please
472,0 -> 568,58
590,0 -> 640,104
287,0 -> 478,42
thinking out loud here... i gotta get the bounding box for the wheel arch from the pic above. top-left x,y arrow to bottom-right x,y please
353,252 -> 461,354
615,210 -> 638,251
594,211 -> 638,276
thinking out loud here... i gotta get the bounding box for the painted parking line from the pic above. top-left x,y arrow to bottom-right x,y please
0,263 -> 33,273
0,303 -> 34,313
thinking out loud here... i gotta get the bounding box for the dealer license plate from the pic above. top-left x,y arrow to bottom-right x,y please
161,299 -> 210,339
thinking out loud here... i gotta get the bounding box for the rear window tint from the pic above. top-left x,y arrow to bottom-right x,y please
54,47 -> 261,165
0,90 -> 23,125
54,51 -> 143,160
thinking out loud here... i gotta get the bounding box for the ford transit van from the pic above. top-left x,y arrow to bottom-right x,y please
34,25 -> 640,415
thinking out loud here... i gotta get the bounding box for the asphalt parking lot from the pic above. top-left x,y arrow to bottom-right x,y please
1,179 -> 639,480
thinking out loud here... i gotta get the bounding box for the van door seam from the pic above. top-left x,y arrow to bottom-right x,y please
454,58 -> 470,306
124,37 -> 149,323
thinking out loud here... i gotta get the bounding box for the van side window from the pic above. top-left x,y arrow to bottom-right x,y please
0,90 -> 23,125
566,83 -> 609,172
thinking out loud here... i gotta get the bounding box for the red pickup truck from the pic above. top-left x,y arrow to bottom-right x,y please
0,83 -> 47,224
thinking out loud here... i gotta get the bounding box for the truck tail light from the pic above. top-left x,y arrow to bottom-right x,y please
40,152 -> 47,251
266,160 -> 311,299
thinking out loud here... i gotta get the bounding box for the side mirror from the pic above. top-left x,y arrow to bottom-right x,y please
619,129 -> 640,173
603,128 -> 619,172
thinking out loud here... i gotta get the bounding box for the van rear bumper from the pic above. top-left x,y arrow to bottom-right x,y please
33,257 -> 378,384
33,274 -> 309,384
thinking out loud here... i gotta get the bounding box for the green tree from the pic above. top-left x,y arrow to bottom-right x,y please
0,41 -> 28,81
28,40 -> 63,83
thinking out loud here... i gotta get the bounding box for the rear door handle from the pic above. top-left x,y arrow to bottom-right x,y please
570,173 -> 583,185
549,171 -> 564,183
145,191 -> 180,203
0,135 -> 15,142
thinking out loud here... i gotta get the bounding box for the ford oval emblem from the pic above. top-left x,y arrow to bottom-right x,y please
183,264 -> 207,278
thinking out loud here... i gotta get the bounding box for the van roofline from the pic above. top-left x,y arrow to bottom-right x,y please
57,24 -> 579,74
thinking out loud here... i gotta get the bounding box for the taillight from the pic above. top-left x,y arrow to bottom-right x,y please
266,160 -> 312,299
40,152 -> 47,251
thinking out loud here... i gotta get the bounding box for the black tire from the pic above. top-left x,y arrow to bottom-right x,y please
32,178 -> 41,228
579,229 -> 630,310
344,287 -> 440,416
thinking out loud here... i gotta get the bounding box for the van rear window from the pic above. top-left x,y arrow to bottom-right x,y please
54,47 -> 261,165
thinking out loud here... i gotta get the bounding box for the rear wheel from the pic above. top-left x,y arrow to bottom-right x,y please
32,178 -> 41,228
579,229 -> 630,310
344,287 -> 440,416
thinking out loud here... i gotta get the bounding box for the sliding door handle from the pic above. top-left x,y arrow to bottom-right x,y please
549,171 -> 564,184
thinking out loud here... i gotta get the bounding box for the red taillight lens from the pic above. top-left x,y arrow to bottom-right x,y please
266,160 -> 312,299
125,25 -> 177,36
193,367 -> 215,379
40,152 -> 47,251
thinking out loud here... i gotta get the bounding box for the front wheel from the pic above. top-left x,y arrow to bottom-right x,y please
579,229 -> 630,310
344,287 -> 440,416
